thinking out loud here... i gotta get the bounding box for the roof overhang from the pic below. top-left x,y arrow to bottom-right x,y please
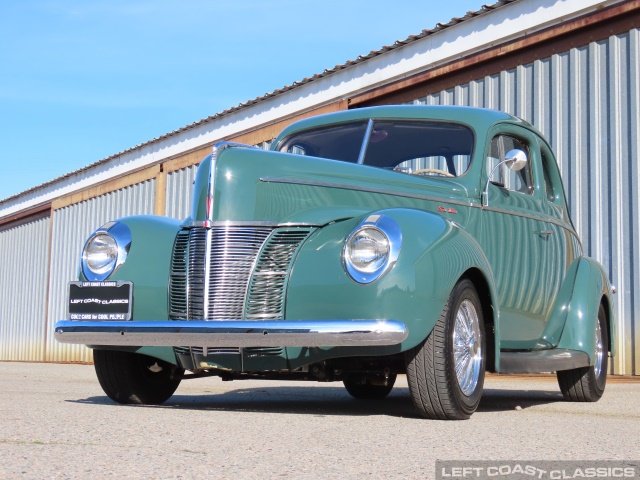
0,0 -> 628,220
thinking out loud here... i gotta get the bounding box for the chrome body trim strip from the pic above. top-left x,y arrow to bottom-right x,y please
184,220 -> 321,228
260,177 -> 472,208
479,204 -> 553,224
258,178 -> 580,246
209,142 -> 256,221
54,319 -> 409,348
478,204 -> 580,244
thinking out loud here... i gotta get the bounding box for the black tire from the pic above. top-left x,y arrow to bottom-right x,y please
93,350 -> 184,405
557,303 -> 608,402
343,374 -> 397,400
405,279 -> 486,420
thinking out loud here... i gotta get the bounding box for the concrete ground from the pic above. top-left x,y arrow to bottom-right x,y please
0,362 -> 638,479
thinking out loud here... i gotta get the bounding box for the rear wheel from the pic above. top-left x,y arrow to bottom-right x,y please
94,350 -> 184,405
557,303 -> 608,402
343,373 -> 397,400
405,279 -> 486,420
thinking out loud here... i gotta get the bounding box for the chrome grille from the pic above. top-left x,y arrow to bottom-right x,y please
206,227 -> 273,319
187,228 -> 208,319
168,230 -> 190,320
189,347 -> 240,356
174,346 -> 280,357
169,226 -> 314,333
245,347 -> 284,357
245,228 -> 315,320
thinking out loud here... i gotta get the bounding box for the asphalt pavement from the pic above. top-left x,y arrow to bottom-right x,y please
0,362 -> 638,479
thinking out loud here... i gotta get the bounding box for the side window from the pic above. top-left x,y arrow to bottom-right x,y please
538,140 -> 566,209
540,150 -> 556,202
486,135 -> 533,194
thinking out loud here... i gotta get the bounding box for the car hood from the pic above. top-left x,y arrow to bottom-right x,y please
190,148 -> 472,225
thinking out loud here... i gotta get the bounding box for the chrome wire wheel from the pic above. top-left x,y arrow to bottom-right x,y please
405,278 -> 485,419
453,299 -> 482,396
594,319 -> 604,379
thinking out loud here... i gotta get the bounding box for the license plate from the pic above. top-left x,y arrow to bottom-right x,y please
68,281 -> 133,321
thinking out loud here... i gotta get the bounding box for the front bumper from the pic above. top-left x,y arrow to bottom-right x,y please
54,319 -> 408,348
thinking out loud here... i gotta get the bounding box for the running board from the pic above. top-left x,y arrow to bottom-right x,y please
499,349 -> 590,374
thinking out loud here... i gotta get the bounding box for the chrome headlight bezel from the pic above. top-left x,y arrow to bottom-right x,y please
81,221 -> 132,281
343,214 -> 402,284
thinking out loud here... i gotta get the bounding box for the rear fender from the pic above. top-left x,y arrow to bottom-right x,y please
556,257 -> 615,362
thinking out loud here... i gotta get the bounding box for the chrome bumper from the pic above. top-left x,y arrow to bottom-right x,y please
54,319 -> 408,348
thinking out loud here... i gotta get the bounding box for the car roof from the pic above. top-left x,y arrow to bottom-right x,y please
274,105 -> 527,146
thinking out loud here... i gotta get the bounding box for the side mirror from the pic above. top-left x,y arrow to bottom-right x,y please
504,149 -> 527,171
482,149 -> 528,207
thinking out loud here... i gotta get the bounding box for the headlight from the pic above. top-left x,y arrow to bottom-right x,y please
343,214 -> 401,284
81,221 -> 131,281
345,228 -> 389,272
83,233 -> 117,275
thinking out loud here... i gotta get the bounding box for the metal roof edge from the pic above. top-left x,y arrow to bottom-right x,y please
0,0 -> 627,220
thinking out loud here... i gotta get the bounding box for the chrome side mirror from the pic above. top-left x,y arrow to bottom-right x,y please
504,149 -> 527,171
482,149 -> 528,207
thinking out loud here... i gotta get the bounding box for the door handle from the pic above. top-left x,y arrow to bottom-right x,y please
535,230 -> 553,237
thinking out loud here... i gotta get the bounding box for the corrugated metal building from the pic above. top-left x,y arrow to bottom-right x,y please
1,0 -> 638,374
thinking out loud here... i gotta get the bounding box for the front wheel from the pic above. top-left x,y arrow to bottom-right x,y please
557,303 -> 608,402
405,278 -> 486,420
94,350 -> 184,405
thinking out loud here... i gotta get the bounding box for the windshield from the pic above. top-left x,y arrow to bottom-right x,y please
278,120 -> 474,177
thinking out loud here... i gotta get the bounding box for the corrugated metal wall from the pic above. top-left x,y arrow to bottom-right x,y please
46,180 -> 156,362
410,29 -> 640,374
166,165 -> 199,220
0,215 -> 50,361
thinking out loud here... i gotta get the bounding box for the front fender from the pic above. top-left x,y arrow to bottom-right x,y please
103,215 -> 182,321
556,257 -> 615,362
285,208 -> 497,360
85,215 -> 182,365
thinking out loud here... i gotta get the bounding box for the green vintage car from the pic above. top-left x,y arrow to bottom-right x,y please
55,105 -> 614,420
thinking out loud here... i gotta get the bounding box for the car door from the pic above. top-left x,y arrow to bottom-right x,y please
478,126 -> 552,350
534,138 -> 581,346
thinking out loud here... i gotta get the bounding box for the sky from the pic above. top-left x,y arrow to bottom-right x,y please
0,0 -> 485,202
